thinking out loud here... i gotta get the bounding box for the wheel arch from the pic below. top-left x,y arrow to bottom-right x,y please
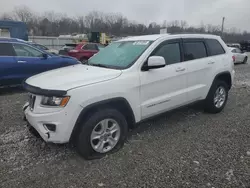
70,97 -> 136,143
210,71 -> 232,92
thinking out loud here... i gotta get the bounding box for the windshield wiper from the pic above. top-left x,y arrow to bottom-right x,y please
88,63 -> 110,68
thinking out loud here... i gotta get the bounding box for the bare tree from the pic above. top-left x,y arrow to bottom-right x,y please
1,6 -> 250,42
12,6 -> 33,22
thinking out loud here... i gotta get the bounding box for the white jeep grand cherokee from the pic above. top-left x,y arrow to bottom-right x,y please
23,34 -> 235,159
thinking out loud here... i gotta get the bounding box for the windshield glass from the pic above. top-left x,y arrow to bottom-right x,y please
88,40 -> 152,69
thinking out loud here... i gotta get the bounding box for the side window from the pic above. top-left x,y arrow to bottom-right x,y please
0,43 -> 15,56
152,43 -> 181,65
35,44 -> 49,51
232,49 -> 236,53
184,41 -> 207,61
82,44 -> 97,50
206,39 -> 225,56
13,43 -> 44,57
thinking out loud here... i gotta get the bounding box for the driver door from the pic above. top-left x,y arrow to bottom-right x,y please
12,43 -> 55,80
139,39 -> 188,119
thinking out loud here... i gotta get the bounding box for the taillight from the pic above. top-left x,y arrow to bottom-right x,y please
232,55 -> 236,63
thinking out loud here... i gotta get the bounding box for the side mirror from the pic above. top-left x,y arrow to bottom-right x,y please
143,56 -> 166,71
42,53 -> 48,59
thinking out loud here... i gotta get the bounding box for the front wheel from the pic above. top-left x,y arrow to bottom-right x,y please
204,80 -> 229,113
75,108 -> 128,160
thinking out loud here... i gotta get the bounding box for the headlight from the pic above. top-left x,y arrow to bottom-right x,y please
41,96 -> 70,107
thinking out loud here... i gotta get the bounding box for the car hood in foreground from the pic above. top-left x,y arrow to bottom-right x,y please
25,64 -> 122,91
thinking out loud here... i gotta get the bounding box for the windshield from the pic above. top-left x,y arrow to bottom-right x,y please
88,40 -> 152,69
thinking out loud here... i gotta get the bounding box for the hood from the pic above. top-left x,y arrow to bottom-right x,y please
52,54 -> 76,59
26,64 -> 122,91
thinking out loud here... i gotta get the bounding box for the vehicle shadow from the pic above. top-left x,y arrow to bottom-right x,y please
127,102 -> 204,140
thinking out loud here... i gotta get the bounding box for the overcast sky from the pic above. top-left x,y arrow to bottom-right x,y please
1,0 -> 249,31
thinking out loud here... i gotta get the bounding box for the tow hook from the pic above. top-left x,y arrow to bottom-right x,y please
46,132 -> 50,139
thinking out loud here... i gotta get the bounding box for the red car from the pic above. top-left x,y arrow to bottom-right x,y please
67,43 -> 105,63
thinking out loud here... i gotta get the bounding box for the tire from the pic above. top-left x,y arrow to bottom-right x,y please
28,125 -> 40,138
80,57 -> 88,64
243,57 -> 248,64
75,108 -> 128,160
204,80 -> 229,114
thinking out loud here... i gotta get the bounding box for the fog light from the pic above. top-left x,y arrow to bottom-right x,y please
43,124 -> 56,132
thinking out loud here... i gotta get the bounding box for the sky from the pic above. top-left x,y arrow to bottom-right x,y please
1,0 -> 250,31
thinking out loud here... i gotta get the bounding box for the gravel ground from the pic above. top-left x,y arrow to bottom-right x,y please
0,62 -> 250,188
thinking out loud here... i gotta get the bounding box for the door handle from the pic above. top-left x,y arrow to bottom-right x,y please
176,67 -> 186,72
208,62 -> 215,64
17,61 -> 26,63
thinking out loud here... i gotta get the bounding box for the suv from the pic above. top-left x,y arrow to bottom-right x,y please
0,38 -> 79,87
23,34 -> 235,159
67,43 -> 105,63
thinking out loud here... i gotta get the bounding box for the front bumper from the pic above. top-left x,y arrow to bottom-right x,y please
23,103 -> 77,144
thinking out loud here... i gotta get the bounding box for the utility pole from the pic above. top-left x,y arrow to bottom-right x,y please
221,17 -> 225,37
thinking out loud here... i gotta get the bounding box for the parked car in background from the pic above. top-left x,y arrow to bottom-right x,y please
227,43 -> 241,49
229,47 -> 248,64
240,40 -> 250,52
68,43 -> 105,63
58,43 -> 78,56
0,38 -> 80,87
23,34 -> 234,159
28,42 -> 59,55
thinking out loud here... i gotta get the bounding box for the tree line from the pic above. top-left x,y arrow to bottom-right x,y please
1,6 -> 250,43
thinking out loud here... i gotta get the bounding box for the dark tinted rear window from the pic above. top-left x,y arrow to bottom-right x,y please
83,44 -> 97,50
206,39 -> 225,56
0,43 -> 15,56
184,42 -> 207,61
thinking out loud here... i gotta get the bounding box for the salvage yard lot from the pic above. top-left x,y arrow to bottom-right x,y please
0,62 -> 250,188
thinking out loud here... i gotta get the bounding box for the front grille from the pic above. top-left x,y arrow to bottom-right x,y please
29,94 -> 36,110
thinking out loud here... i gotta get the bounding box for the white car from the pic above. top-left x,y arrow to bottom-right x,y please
23,34 -> 235,159
229,47 -> 248,64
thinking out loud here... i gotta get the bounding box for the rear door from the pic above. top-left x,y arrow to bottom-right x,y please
0,42 -> 21,86
12,43 -> 59,79
184,38 -> 227,102
182,38 -> 214,102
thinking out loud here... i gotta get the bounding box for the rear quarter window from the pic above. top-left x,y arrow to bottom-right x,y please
206,39 -> 225,56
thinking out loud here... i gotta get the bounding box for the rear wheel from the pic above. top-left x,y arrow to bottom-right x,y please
204,80 -> 229,113
243,57 -> 248,64
75,108 -> 128,160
